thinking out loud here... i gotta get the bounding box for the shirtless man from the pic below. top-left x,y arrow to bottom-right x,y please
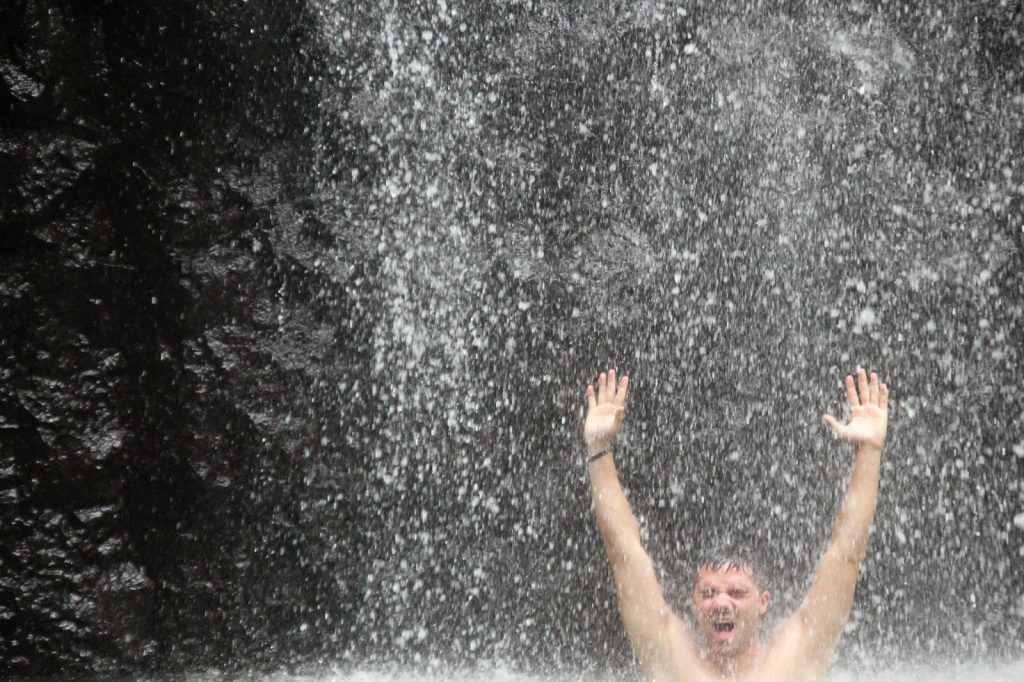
584,368 -> 889,681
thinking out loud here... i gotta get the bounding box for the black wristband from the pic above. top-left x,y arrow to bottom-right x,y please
587,447 -> 612,464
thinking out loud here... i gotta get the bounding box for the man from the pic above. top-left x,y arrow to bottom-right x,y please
584,368 -> 889,681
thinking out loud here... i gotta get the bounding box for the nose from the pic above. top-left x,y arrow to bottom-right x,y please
710,593 -> 734,614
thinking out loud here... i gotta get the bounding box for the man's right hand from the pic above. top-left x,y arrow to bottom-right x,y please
822,368 -> 889,451
584,369 -> 629,454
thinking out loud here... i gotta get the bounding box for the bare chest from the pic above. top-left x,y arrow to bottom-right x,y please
669,637 -> 824,682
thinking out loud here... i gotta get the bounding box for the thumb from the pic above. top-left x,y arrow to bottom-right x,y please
822,413 -> 844,438
613,406 -> 625,429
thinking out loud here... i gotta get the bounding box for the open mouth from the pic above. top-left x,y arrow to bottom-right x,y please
712,622 -> 735,634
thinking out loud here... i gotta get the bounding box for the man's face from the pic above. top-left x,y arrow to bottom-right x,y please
691,565 -> 770,657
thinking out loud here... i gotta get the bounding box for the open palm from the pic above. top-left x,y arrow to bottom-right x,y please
823,369 -> 889,450
584,369 -> 629,451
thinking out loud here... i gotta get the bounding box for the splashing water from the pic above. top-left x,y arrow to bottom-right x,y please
208,659 -> 1024,682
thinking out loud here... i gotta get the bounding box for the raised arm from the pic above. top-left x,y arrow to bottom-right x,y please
795,369 -> 889,668
584,370 -> 695,679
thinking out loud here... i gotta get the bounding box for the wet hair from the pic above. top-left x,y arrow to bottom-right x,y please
692,553 -> 768,593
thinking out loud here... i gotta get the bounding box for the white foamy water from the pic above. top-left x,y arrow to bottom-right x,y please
246,659 -> 1024,682
828,659 -> 1024,682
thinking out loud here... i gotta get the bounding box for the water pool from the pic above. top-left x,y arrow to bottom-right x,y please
144,659 -> 1024,682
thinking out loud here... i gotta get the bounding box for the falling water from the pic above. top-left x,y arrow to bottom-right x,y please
310,1 -> 1024,676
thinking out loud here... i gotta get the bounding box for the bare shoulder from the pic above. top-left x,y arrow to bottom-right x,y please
643,608 -> 712,682
759,615 -> 829,682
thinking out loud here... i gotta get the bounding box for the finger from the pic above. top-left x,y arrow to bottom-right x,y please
586,384 -> 597,409
607,368 -> 617,404
598,371 -> 607,402
857,368 -> 869,405
879,382 -> 889,410
869,372 -> 879,404
615,375 -> 630,406
844,374 -> 859,407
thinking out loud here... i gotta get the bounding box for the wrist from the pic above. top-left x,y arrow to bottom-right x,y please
586,446 -> 613,464
586,440 -> 613,457
855,443 -> 883,457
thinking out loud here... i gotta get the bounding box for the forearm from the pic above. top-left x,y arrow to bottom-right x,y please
587,449 -> 643,559
829,444 -> 882,562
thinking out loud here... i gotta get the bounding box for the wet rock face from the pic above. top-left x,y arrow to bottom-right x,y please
1,1 -> 360,675
2,0 -> 1024,677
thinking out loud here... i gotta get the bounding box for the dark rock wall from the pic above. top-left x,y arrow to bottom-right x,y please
1,0 -> 366,675
1,0 -> 1023,677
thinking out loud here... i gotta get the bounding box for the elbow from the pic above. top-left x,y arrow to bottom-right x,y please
827,537 -> 868,565
830,521 -> 873,563
600,516 -> 642,555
